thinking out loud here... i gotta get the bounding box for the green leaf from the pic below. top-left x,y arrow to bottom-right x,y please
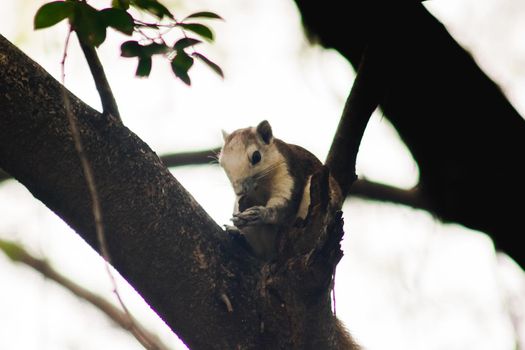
121,41 -> 168,58
172,51 -> 194,71
142,42 -> 169,56
121,40 -> 142,57
171,52 -> 194,85
184,11 -> 223,21
174,38 -> 202,51
72,2 -> 107,47
136,57 -> 152,77
131,0 -> 173,19
100,8 -> 134,35
112,0 -> 130,10
192,52 -> 223,78
34,1 -> 74,29
0,240 -> 25,262
179,23 -> 213,42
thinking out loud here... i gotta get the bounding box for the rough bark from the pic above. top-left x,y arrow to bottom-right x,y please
0,34 -> 352,349
0,33 -> 262,349
294,2 -> 525,266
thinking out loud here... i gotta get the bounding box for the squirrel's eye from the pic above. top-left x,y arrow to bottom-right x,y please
251,150 -> 261,165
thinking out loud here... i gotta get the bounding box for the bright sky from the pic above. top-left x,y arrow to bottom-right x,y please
1,0 -> 525,349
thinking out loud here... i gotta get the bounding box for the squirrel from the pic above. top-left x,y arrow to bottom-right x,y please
220,121 -> 359,349
219,120 -> 342,259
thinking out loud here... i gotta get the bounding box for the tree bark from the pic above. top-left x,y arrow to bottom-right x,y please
0,34 -> 353,349
293,2 -> 525,266
0,33 -> 262,349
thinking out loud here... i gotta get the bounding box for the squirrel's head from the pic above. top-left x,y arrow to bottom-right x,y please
219,120 -> 281,195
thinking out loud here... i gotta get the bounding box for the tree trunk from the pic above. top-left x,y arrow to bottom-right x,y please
293,2 -> 525,266
0,34 -> 354,349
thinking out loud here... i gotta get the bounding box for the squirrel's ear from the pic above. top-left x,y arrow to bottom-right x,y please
221,129 -> 230,142
256,120 -> 273,144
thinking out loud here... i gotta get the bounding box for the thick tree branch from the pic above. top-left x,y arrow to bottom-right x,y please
0,34 -> 261,349
0,239 -> 171,350
0,33 -> 357,349
0,33 -> 361,348
325,45 -> 386,198
77,37 -> 121,122
294,1 -> 525,266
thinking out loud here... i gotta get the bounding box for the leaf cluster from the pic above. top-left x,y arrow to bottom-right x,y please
34,0 -> 223,85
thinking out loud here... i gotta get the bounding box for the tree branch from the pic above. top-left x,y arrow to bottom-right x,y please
0,33 -> 261,349
77,37 -> 121,122
0,239 -> 172,350
325,44 -> 386,198
294,1 -> 525,267
3,151 -> 434,214
3,147 -> 434,216
349,179 -> 429,211
160,147 -> 221,167
0,149 -> 220,184
0,33 -> 359,348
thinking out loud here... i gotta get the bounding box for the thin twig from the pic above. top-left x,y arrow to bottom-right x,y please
0,148 -> 220,184
0,239 -> 172,350
135,19 -> 178,28
161,147 -> 221,167
77,37 -> 121,122
325,44 -> 387,198
3,149 -> 431,213
61,26 -> 158,350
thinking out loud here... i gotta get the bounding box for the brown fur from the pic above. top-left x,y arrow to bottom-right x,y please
219,121 -> 342,258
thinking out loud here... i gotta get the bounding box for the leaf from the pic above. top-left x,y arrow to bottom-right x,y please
178,23 -> 213,42
172,51 -> 194,71
174,38 -> 202,51
184,11 -> 223,21
120,40 -> 142,57
136,57 -> 152,77
142,42 -> 169,56
100,8 -> 134,35
171,52 -> 194,85
192,52 -> 223,78
72,2 -> 107,47
131,0 -> 173,19
34,1 -> 74,29
112,0 -> 130,10
0,240 -> 24,262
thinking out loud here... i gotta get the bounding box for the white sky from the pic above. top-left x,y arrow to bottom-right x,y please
1,0 -> 525,349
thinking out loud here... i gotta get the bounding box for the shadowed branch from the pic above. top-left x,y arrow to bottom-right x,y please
77,37 -> 121,123
325,44 -> 388,198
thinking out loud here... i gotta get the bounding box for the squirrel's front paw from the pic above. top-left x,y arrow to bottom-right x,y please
224,224 -> 241,236
232,206 -> 268,227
